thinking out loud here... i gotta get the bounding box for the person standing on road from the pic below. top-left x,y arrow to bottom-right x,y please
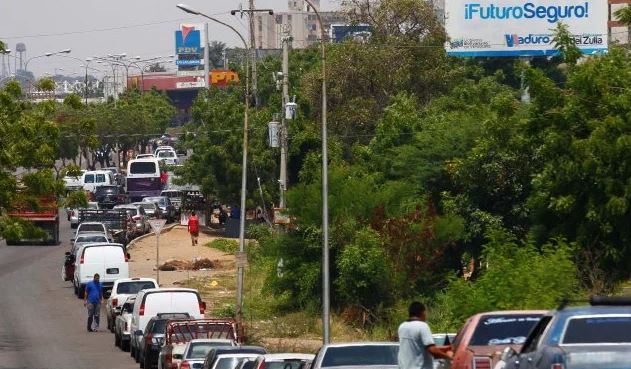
398,301 -> 453,369
188,211 -> 199,246
83,273 -> 103,332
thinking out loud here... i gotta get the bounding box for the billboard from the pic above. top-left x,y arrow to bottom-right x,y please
175,24 -> 205,75
444,0 -> 607,57
329,24 -> 372,43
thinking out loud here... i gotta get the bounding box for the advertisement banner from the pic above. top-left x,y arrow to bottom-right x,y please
445,0 -> 608,57
175,23 -> 205,74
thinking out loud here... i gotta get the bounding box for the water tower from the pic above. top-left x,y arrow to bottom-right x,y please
16,43 -> 26,70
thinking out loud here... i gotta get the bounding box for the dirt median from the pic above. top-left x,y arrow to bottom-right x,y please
128,226 -> 235,288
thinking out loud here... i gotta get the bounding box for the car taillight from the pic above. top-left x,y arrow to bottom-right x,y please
257,362 -> 265,369
165,353 -> 172,365
199,301 -> 206,314
112,298 -> 118,307
473,357 -> 492,369
80,254 -> 84,264
180,361 -> 191,369
139,304 -> 145,316
551,365 -> 564,369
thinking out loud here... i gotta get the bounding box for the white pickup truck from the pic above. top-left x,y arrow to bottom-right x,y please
63,170 -> 85,193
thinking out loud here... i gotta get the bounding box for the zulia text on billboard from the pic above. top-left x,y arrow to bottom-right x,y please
445,0 -> 607,57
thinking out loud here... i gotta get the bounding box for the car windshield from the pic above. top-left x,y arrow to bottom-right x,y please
79,224 -> 105,233
264,361 -> 305,369
76,235 -> 107,243
144,197 -> 166,206
116,281 -> 155,294
214,357 -> 241,369
96,186 -> 118,194
187,343 -> 233,359
130,162 -> 157,174
469,314 -> 542,346
158,151 -> 175,158
84,174 -> 95,183
321,345 -> 399,367
87,203 -> 99,209
149,320 -> 169,333
562,316 -> 631,344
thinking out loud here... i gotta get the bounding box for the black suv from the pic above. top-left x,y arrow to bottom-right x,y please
138,313 -> 191,369
95,185 -> 126,209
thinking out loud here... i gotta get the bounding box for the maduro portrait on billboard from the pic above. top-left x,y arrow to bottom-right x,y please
445,0 -> 608,57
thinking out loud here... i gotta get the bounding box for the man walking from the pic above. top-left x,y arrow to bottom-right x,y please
398,301 -> 453,369
188,211 -> 199,246
84,273 -> 103,332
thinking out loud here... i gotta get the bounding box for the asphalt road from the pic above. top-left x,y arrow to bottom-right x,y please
0,211 -> 138,369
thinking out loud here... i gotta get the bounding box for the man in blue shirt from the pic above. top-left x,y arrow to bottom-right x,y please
83,273 -> 103,332
398,302 -> 453,369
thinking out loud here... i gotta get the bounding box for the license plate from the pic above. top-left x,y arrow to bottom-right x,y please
106,268 -> 119,274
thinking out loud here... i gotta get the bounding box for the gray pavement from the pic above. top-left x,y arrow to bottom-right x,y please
0,211 -> 138,369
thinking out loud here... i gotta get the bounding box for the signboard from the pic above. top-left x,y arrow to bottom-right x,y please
176,81 -> 206,89
176,70 -> 206,77
175,24 -> 205,75
444,0 -> 607,57
149,219 -> 167,236
235,251 -> 248,268
329,24 -> 372,43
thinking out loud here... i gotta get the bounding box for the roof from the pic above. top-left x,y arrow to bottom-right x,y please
322,342 -> 399,348
554,305 -> 631,317
139,287 -> 199,294
472,310 -> 549,317
264,353 -> 315,361
189,338 -> 235,343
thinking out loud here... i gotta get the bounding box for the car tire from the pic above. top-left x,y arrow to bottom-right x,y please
74,282 -> 78,296
122,339 -> 130,352
142,353 -> 150,369
131,345 -> 136,358
78,284 -> 85,299
115,331 -> 120,348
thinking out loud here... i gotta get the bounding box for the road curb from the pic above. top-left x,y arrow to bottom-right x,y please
126,223 -> 179,251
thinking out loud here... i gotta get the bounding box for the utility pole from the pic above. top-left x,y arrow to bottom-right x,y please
279,26 -> 291,208
248,0 -> 259,108
204,23 -> 210,90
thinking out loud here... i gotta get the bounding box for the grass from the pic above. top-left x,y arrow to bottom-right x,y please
206,238 -> 239,254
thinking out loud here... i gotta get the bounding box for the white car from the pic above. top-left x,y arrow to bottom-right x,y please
106,277 -> 158,333
63,170 -> 86,192
74,221 -> 113,242
73,242 -> 129,299
82,170 -> 115,193
114,296 -> 136,352
160,338 -> 235,369
69,202 -> 99,228
154,145 -> 174,156
156,149 -> 178,165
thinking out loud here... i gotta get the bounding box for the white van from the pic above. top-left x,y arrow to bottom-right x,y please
130,288 -> 205,356
82,170 -> 115,193
73,243 -> 129,299
127,158 -> 162,202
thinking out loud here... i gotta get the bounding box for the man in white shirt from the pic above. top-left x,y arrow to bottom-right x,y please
398,301 -> 453,369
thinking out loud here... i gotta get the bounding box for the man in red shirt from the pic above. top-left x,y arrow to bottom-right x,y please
188,211 -> 199,246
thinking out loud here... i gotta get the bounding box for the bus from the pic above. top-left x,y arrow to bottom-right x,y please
126,158 -> 161,202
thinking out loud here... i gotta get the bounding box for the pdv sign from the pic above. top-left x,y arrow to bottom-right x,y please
445,0 -> 607,57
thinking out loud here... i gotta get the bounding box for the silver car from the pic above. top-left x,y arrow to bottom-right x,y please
114,204 -> 150,235
133,201 -> 162,220
114,296 -> 136,352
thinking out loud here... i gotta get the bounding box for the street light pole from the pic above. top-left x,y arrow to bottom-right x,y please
176,4 -> 251,324
303,0 -> 330,345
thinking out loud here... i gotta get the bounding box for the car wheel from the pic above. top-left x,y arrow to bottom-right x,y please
77,284 -> 85,299
142,353 -> 150,369
115,331 -> 120,348
130,345 -> 136,358
122,339 -> 130,352
74,282 -> 78,296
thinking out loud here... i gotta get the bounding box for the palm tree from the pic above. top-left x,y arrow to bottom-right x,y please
208,41 -> 227,69
615,5 -> 631,26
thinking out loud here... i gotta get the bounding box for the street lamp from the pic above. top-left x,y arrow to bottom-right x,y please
303,0 -> 330,345
177,3 -> 251,325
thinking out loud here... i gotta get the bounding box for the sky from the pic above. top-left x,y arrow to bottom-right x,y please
0,0 -> 338,78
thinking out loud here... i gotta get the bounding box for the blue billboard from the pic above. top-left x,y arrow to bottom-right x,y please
175,29 -> 201,55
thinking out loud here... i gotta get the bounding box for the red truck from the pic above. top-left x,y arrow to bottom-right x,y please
159,318 -> 241,369
6,196 -> 60,245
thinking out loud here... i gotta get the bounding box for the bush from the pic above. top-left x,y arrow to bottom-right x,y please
207,238 -> 238,253
433,228 -> 579,330
336,227 -> 395,310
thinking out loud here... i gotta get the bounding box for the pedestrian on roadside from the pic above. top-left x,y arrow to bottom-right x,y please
188,211 -> 199,246
230,204 -> 240,219
83,273 -> 104,332
398,301 -> 453,369
160,170 -> 168,189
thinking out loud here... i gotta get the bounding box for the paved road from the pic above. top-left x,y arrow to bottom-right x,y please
0,212 -> 137,369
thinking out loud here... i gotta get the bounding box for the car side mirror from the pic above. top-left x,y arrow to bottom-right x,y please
501,347 -> 516,362
65,251 -> 71,256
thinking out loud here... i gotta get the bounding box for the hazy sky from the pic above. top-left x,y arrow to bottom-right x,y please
0,0 -> 338,78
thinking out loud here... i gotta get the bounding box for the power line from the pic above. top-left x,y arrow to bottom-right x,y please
1,12 -> 232,40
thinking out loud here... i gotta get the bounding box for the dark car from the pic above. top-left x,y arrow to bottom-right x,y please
501,296 -> 631,369
137,313 -> 191,369
202,346 -> 267,369
142,196 -> 176,223
95,185 -> 126,209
